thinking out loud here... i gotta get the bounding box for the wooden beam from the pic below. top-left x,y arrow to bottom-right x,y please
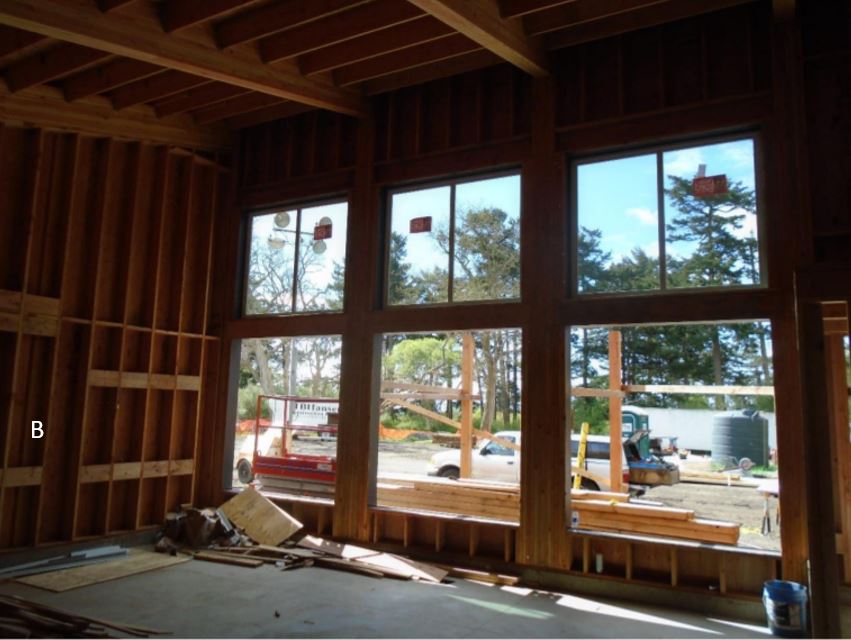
62,58 -> 162,101
609,330 -> 623,493
500,0 -> 577,19
571,387 -> 625,398
0,0 -> 368,116
216,0 -> 366,48
191,92 -> 285,125
624,384 -> 776,396
523,0 -> 669,36
154,82 -> 246,118
0,25 -> 46,60
160,0 -> 265,33
260,0 -> 423,63
97,0 -> 138,11
0,81 -> 228,150
111,71 -> 209,110
543,0 -> 755,49
3,43 -> 111,92
460,333 -> 474,478
334,34 -> 481,86
407,0 -> 548,76
225,101 -> 313,129
361,49 -> 502,95
298,16 -> 454,75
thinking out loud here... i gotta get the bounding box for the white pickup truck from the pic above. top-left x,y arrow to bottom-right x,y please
426,430 -> 632,492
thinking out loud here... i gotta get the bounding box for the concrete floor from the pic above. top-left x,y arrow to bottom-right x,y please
0,550 -> 773,638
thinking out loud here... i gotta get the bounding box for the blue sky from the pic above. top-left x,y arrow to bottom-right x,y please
577,138 -> 758,273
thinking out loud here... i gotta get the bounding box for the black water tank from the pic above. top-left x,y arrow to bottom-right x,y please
711,409 -> 769,466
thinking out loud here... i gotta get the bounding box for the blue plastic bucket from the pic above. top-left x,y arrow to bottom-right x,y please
763,580 -> 808,637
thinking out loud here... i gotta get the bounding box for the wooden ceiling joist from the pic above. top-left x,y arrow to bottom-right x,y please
191,92 -> 285,125
0,80 -> 227,149
226,101 -> 313,129
406,0 -> 549,76
216,0 -> 365,49
361,49 -> 501,95
542,0 -> 754,49
499,0 -> 577,19
0,25 -> 46,60
0,0 -> 369,116
3,43 -> 111,92
96,0 -> 139,11
523,0 -> 669,36
260,0 -> 424,63
110,70 -> 209,110
335,33 -> 481,86
154,83 -> 249,118
299,16 -> 454,75
160,0 -> 264,33
62,58 -> 162,101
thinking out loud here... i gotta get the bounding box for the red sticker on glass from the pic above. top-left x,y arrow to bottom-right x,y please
409,216 -> 432,233
313,223 -> 332,240
692,175 -> 728,197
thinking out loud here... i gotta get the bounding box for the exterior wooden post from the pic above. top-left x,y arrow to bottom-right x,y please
460,332 -> 473,478
608,329 -> 623,493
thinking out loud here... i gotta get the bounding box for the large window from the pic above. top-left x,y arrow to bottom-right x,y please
386,173 -> 521,306
575,136 -> 762,295
244,200 -> 348,315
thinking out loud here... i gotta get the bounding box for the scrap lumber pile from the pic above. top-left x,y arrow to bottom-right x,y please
157,487 -> 447,582
377,476 -> 740,545
0,595 -> 166,638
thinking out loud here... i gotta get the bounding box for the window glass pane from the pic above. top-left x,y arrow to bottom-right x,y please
664,139 -> 759,288
231,335 -> 342,497
577,154 -> 660,293
388,186 -> 451,305
296,202 -> 348,312
245,211 -> 297,314
453,175 -> 521,302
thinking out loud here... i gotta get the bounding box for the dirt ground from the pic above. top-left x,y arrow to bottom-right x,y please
232,436 -> 781,551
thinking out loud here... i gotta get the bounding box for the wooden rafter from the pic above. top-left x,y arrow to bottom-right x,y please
299,16 -> 454,75
96,0 -> 138,11
191,92 -> 284,125
216,0 -> 366,49
0,80 -> 227,149
154,83 -> 248,118
361,49 -> 501,94
110,70 -> 209,110
3,42 -> 111,92
0,25 -> 46,60
542,0 -> 755,49
260,0 -> 423,63
0,0 -> 368,116
523,0 -> 670,36
500,0 -> 577,19
406,0 -> 548,76
225,101 -> 313,129
159,0 -> 265,33
335,33 -> 481,86
62,58 -> 162,101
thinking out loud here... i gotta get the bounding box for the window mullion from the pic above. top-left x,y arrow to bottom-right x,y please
448,183 -> 456,304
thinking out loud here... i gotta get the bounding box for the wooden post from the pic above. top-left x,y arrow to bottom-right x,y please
460,332 -> 473,478
608,330 -> 623,493
825,329 -> 851,583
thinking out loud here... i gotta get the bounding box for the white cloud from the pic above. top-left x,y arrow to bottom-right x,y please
625,207 -> 657,226
664,148 -> 704,178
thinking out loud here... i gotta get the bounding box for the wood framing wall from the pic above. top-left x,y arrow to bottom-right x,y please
0,126 -> 224,548
215,2 -> 799,602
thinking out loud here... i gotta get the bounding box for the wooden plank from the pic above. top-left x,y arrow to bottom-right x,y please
407,0 -> 548,76
299,16 -> 454,75
220,486 -> 303,545
142,460 -> 169,478
16,549 -> 190,591
460,332 -> 473,478
571,387 -> 625,398
260,0 -> 423,63
624,384 -> 775,396
225,101 -> 314,129
361,49 -> 501,95
1,466 -> 43,487
160,0 -> 266,33
0,82 -> 228,150
79,464 -> 111,483
154,83 -> 244,118
62,58 -> 162,101
112,461 -> 142,481
4,43 -> 111,92
168,459 -> 194,476
110,71 -> 209,110
194,550 -> 263,568
215,0 -> 366,48
87,369 -> 120,387
191,93 -> 285,125
0,0 -> 368,116
609,330 -> 623,493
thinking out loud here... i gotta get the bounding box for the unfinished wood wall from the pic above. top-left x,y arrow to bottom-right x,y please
0,126 -> 224,549
215,3 -> 796,602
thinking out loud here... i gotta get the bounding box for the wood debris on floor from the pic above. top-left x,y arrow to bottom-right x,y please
0,594 -> 167,638
156,489 -> 448,582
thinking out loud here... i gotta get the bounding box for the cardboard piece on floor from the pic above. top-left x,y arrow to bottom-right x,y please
354,553 -> 448,583
220,487 -> 303,546
15,549 -> 189,592
297,535 -> 377,560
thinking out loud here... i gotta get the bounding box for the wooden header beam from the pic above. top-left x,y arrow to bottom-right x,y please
407,0 -> 549,76
0,0 -> 368,116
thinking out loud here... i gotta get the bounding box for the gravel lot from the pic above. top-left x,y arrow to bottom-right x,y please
232,436 -> 781,551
